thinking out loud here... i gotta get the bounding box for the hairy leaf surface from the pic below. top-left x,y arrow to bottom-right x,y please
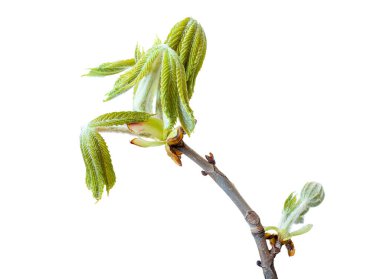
89,111 -> 152,127
104,46 -> 161,101
80,127 -> 115,200
165,17 -> 207,99
84,59 -> 135,77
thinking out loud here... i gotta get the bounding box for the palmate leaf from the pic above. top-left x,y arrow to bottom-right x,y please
80,127 -> 115,200
89,111 -> 152,127
84,59 -> 136,77
81,111 -> 155,200
165,17 -> 207,99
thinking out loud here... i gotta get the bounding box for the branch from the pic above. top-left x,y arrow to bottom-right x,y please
174,141 -> 280,279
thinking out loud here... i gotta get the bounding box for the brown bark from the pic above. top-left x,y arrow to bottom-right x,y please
174,142 -> 279,279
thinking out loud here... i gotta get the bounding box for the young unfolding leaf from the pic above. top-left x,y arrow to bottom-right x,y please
101,44 -> 195,136
130,138 -> 165,147
265,182 -> 325,242
135,43 -> 144,61
127,117 -> 166,149
301,181 -> 325,207
165,17 -> 207,99
80,127 -> 115,200
174,56 -> 195,135
160,50 -> 179,136
127,117 -> 164,140
80,18 -> 205,200
132,54 -> 162,113
288,224 -> 313,238
89,111 -> 152,128
84,18 -> 205,137
84,59 -> 136,77
104,46 -> 162,101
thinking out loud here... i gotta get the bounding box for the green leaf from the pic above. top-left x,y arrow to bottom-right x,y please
275,182 -> 325,241
80,127 -> 115,200
130,138 -> 165,147
83,59 -> 135,77
89,111 -> 152,127
165,17 -> 192,51
186,27 -> 207,98
104,46 -> 161,102
103,71 -> 135,101
127,117 -> 164,140
160,49 -> 178,136
104,52 -> 149,101
134,46 -> 162,84
95,43 -> 196,137
133,63 -> 161,113
177,20 -> 197,68
135,43 -> 144,61
174,55 -> 195,135
153,36 -> 162,46
287,224 -> 313,240
165,17 -> 207,99
283,192 -> 299,215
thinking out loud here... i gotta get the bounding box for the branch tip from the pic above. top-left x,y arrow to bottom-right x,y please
175,142 -> 278,278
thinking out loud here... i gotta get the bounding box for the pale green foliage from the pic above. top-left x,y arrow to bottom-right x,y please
89,111 -> 152,127
80,111 -> 155,200
80,127 -> 115,200
135,43 -> 144,61
131,138 -> 165,147
84,59 -> 136,77
265,182 -> 325,241
160,50 -> 178,133
159,46 -> 195,136
83,42 -> 146,77
165,17 -> 207,99
301,181 -> 325,207
104,46 -> 162,101
84,17 -> 205,137
81,18 -> 207,200
103,44 -> 195,136
128,117 -> 166,148
128,117 -> 165,141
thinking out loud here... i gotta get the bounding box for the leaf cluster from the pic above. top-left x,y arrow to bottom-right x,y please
80,18 -> 207,200
265,182 -> 325,241
165,17 -> 207,99
80,112 -> 152,200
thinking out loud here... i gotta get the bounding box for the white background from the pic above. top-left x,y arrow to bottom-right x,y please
1,0 -> 379,278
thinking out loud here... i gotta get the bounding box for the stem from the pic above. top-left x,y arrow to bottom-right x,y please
174,142 -> 279,279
